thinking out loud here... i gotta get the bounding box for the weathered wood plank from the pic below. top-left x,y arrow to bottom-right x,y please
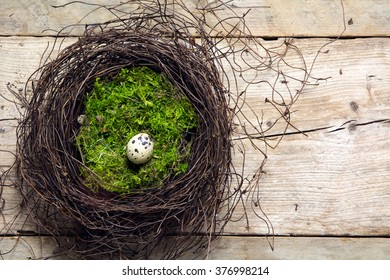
1,37 -> 390,237
0,183 -> 39,235
0,236 -> 63,260
1,0 -> 389,37
226,37 -> 390,134
2,37 -> 389,134
0,147 -> 16,167
208,236 -> 390,260
1,236 -> 389,259
226,124 -> 390,236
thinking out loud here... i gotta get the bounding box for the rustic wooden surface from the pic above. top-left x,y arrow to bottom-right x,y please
1,0 -> 389,259
1,0 -> 390,37
1,236 -> 389,260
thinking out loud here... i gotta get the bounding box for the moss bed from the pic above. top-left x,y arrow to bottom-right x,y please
76,66 -> 198,194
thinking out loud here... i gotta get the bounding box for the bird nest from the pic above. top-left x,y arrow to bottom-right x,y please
1,0 -> 314,259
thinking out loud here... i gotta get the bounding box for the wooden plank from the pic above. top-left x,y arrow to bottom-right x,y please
0,0 -> 126,36
0,235 -> 389,259
238,38 -> 390,130
226,124 -> 390,236
0,236 -> 63,260
0,182 -> 39,235
0,146 -> 16,167
208,236 -> 390,260
1,37 -> 390,237
1,0 -> 390,37
205,0 -> 390,37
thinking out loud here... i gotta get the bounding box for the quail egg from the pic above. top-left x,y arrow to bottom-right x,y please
126,133 -> 154,164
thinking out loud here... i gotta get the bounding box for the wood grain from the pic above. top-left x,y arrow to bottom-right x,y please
1,0 -> 389,37
0,185 -> 38,235
206,236 -> 390,260
1,236 -> 388,259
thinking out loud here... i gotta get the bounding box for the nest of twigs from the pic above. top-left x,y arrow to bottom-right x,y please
14,1 -> 235,259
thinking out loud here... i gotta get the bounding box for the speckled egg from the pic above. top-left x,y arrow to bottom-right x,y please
126,133 -> 154,164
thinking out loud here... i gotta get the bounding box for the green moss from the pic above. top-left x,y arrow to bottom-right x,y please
76,67 -> 198,194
